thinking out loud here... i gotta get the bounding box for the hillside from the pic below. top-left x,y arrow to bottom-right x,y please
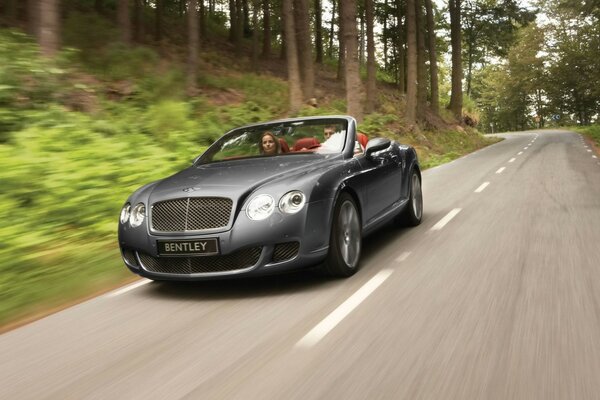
0,20 -> 495,330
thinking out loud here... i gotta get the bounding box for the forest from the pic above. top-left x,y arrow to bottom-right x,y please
0,0 -> 599,327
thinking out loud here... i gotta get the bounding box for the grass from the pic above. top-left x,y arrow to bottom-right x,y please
0,25 -> 500,330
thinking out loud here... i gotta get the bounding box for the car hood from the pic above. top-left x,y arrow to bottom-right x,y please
146,155 -> 341,204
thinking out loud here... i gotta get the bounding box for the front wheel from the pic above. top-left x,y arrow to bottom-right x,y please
323,193 -> 362,277
399,169 -> 423,226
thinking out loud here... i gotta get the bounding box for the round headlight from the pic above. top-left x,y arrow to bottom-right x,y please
279,191 -> 306,214
129,203 -> 146,227
246,194 -> 275,221
120,203 -> 131,224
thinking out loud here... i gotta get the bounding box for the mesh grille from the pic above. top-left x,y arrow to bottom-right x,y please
151,197 -> 232,232
122,248 -> 139,267
272,242 -> 300,263
138,247 -> 262,274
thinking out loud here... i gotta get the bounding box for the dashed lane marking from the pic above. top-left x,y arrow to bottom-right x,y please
395,252 -> 411,263
509,158 -> 516,163
475,182 -> 490,193
496,167 -> 506,174
431,208 -> 462,231
296,269 -> 394,348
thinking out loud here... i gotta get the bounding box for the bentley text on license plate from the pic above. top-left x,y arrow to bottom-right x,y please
157,239 -> 219,255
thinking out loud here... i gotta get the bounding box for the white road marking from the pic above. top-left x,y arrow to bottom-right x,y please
593,155 -> 598,159
496,167 -> 506,174
296,269 -> 394,348
395,252 -> 411,263
518,151 -> 523,155
587,149 -> 592,152
509,158 -> 516,163
106,279 -> 151,297
475,182 -> 490,193
431,208 -> 462,231
524,147 -> 529,150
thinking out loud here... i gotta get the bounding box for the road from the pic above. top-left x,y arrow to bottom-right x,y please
1,129 -> 600,399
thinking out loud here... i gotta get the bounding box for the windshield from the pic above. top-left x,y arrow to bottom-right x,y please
197,118 -> 348,164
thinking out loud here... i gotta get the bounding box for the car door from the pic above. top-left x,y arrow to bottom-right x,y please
356,144 -> 403,224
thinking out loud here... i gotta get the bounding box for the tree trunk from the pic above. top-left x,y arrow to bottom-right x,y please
39,0 -> 59,57
27,0 -> 39,38
365,0 -> 376,113
187,0 -> 199,96
424,0 -> 439,114
251,0 -> 259,70
282,0 -> 303,113
95,0 -> 103,14
118,0 -> 132,45
235,0 -> 243,53
337,0 -> 345,82
261,0 -> 271,58
342,0 -> 362,121
415,0 -> 427,120
155,0 -> 162,41
328,0 -> 335,58
383,0 -> 388,70
293,0 -> 314,100
395,0 -> 405,93
314,0 -> 323,63
229,0 -> 237,42
449,0 -> 463,119
199,0 -> 207,40
242,0 -> 251,37
359,7 -> 364,66
133,0 -> 144,42
405,0 -> 417,125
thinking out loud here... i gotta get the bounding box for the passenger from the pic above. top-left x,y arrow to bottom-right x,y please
259,131 -> 280,155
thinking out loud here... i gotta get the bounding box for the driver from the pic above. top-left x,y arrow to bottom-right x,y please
259,131 -> 280,155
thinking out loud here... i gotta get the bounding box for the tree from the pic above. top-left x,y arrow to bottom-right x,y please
282,0 -> 303,113
449,0 -> 463,119
294,0 -> 315,100
118,0 -> 132,45
365,0 -> 376,113
315,0 -> 323,63
27,0 -> 39,37
424,0 -> 439,113
337,0 -> 345,82
39,0 -> 59,57
394,0 -> 405,92
155,0 -> 163,41
342,0 -> 362,120
187,0 -> 199,96
405,0 -> 417,124
262,0 -> 271,58
415,0 -> 427,119
133,0 -> 144,42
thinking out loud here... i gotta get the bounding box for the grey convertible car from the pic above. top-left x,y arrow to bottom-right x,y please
118,115 -> 422,280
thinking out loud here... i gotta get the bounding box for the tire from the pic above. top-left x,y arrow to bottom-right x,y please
400,169 -> 423,226
323,193 -> 362,277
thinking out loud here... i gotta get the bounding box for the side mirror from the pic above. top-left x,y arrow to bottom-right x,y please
365,138 -> 391,159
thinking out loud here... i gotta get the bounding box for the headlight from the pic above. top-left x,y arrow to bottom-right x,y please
120,203 -> 131,224
279,191 -> 306,214
246,194 -> 275,220
129,203 -> 146,227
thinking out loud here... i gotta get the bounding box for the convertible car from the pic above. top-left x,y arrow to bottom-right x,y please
118,115 -> 422,280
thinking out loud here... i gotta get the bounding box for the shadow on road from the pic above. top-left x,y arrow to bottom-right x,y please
141,222 -> 412,302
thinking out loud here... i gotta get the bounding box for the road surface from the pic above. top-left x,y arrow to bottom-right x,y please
1,129 -> 600,399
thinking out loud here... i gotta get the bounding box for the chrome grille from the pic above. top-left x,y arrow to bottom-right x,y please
272,242 -> 300,263
138,247 -> 262,274
151,197 -> 233,232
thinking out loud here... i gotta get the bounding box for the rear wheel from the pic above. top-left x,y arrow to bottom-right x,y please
400,169 -> 423,226
323,193 -> 362,277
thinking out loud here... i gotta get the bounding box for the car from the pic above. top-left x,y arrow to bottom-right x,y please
118,115 -> 422,280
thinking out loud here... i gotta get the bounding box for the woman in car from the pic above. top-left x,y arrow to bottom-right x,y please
259,131 -> 281,155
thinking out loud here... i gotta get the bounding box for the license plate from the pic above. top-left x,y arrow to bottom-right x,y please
157,239 -> 219,256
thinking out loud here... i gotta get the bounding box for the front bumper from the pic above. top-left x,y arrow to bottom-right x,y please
118,199 -> 332,280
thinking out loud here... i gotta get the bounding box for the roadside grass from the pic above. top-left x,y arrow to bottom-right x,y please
0,27 -> 500,329
571,125 -> 600,147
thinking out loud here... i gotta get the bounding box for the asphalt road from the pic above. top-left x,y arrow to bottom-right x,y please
2,129 -> 600,399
